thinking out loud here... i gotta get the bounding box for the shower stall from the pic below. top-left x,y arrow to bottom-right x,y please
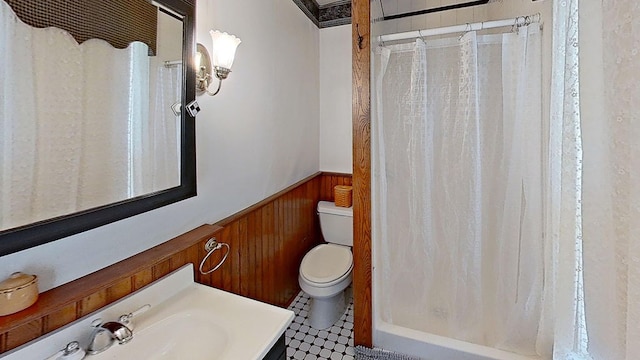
370,2 -> 551,359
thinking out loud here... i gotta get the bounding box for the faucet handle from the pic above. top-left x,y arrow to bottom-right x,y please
101,321 -> 133,345
44,341 -> 86,360
61,341 -> 86,360
118,304 -> 151,327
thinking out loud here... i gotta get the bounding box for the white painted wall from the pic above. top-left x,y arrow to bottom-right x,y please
0,0 -> 320,292
319,24 -> 352,174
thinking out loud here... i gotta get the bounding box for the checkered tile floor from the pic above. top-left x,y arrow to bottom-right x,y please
285,289 -> 355,360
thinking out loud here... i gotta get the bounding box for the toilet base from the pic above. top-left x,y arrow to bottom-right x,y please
307,290 -> 346,330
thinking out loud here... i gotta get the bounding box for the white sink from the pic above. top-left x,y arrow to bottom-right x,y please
2,265 -> 294,360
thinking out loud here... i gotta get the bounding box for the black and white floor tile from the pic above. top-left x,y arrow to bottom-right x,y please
285,290 -> 355,360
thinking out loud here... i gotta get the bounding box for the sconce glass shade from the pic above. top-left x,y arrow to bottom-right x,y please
209,30 -> 241,70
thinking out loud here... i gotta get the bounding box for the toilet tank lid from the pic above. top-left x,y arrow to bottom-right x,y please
317,201 -> 353,217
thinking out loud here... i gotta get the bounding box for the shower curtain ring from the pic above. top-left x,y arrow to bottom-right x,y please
511,17 -> 519,33
459,23 -> 471,40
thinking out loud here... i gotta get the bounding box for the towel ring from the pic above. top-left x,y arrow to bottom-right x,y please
199,237 -> 230,275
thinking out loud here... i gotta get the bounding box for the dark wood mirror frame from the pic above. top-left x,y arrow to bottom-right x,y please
0,0 -> 197,257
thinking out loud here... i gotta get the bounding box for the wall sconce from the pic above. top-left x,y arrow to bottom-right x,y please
196,30 -> 241,96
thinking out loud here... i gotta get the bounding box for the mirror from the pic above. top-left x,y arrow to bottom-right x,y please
0,0 -> 196,256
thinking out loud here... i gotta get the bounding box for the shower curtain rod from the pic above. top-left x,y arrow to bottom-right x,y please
164,60 -> 182,68
377,13 -> 540,43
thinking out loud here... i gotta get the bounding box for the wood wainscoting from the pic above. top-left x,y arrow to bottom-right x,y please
202,172 -> 351,307
320,172 -> 353,202
0,171 -> 352,354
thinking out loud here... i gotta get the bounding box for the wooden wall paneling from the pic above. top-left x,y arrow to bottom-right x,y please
276,196 -> 286,305
262,202 -> 273,305
250,209 -> 258,300
215,247 -> 226,288
43,303 -> 76,333
0,333 -> 6,353
78,289 -> 108,317
153,259 -> 172,281
238,217 -> 250,297
279,193 -> 287,305
5,320 -> 41,351
245,211 -> 255,299
256,207 -> 265,301
323,174 -> 334,201
311,176 -> 322,243
283,190 -> 294,303
132,268 -> 153,291
297,186 -> 307,300
229,222 -> 241,293
319,173 -> 353,202
305,180 -> 315,244
218,225 -> 232,291
106,278 -> 133,303
352,0 -> 373,347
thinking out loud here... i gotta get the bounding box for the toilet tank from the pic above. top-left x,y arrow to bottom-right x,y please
317,201 -> 353,247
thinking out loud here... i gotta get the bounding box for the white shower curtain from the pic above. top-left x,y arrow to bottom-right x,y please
552,0 -> 640,359
374,24 -> 546,356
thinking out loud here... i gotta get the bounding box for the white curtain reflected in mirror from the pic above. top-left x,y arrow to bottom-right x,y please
0,1 -> 181,231
146,62 -> 182,194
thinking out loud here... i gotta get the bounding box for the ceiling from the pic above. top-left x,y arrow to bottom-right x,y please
315,0 -> 484,14
379,0 -> 486,17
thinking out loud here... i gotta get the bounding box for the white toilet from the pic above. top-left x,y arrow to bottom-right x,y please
299,201 -> 353,330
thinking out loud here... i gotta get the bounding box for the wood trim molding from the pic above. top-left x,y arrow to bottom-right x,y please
352,0 -> 373,348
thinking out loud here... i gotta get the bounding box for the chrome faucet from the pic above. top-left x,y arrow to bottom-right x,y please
86,320 -> 133,355
87,304 -> 151,355
86,304 -> 150,355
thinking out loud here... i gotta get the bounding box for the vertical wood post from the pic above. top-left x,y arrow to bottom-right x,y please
352,0 -> 372,348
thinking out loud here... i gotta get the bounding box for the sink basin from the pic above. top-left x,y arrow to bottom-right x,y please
93,313 -> 228,359
89,296 -> 230,359
2,265 -> 294,360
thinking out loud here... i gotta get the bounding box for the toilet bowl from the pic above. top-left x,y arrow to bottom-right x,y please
299,201 -> 353,330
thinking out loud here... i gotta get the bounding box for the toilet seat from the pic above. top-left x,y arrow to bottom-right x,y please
300,244 -> 352,286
